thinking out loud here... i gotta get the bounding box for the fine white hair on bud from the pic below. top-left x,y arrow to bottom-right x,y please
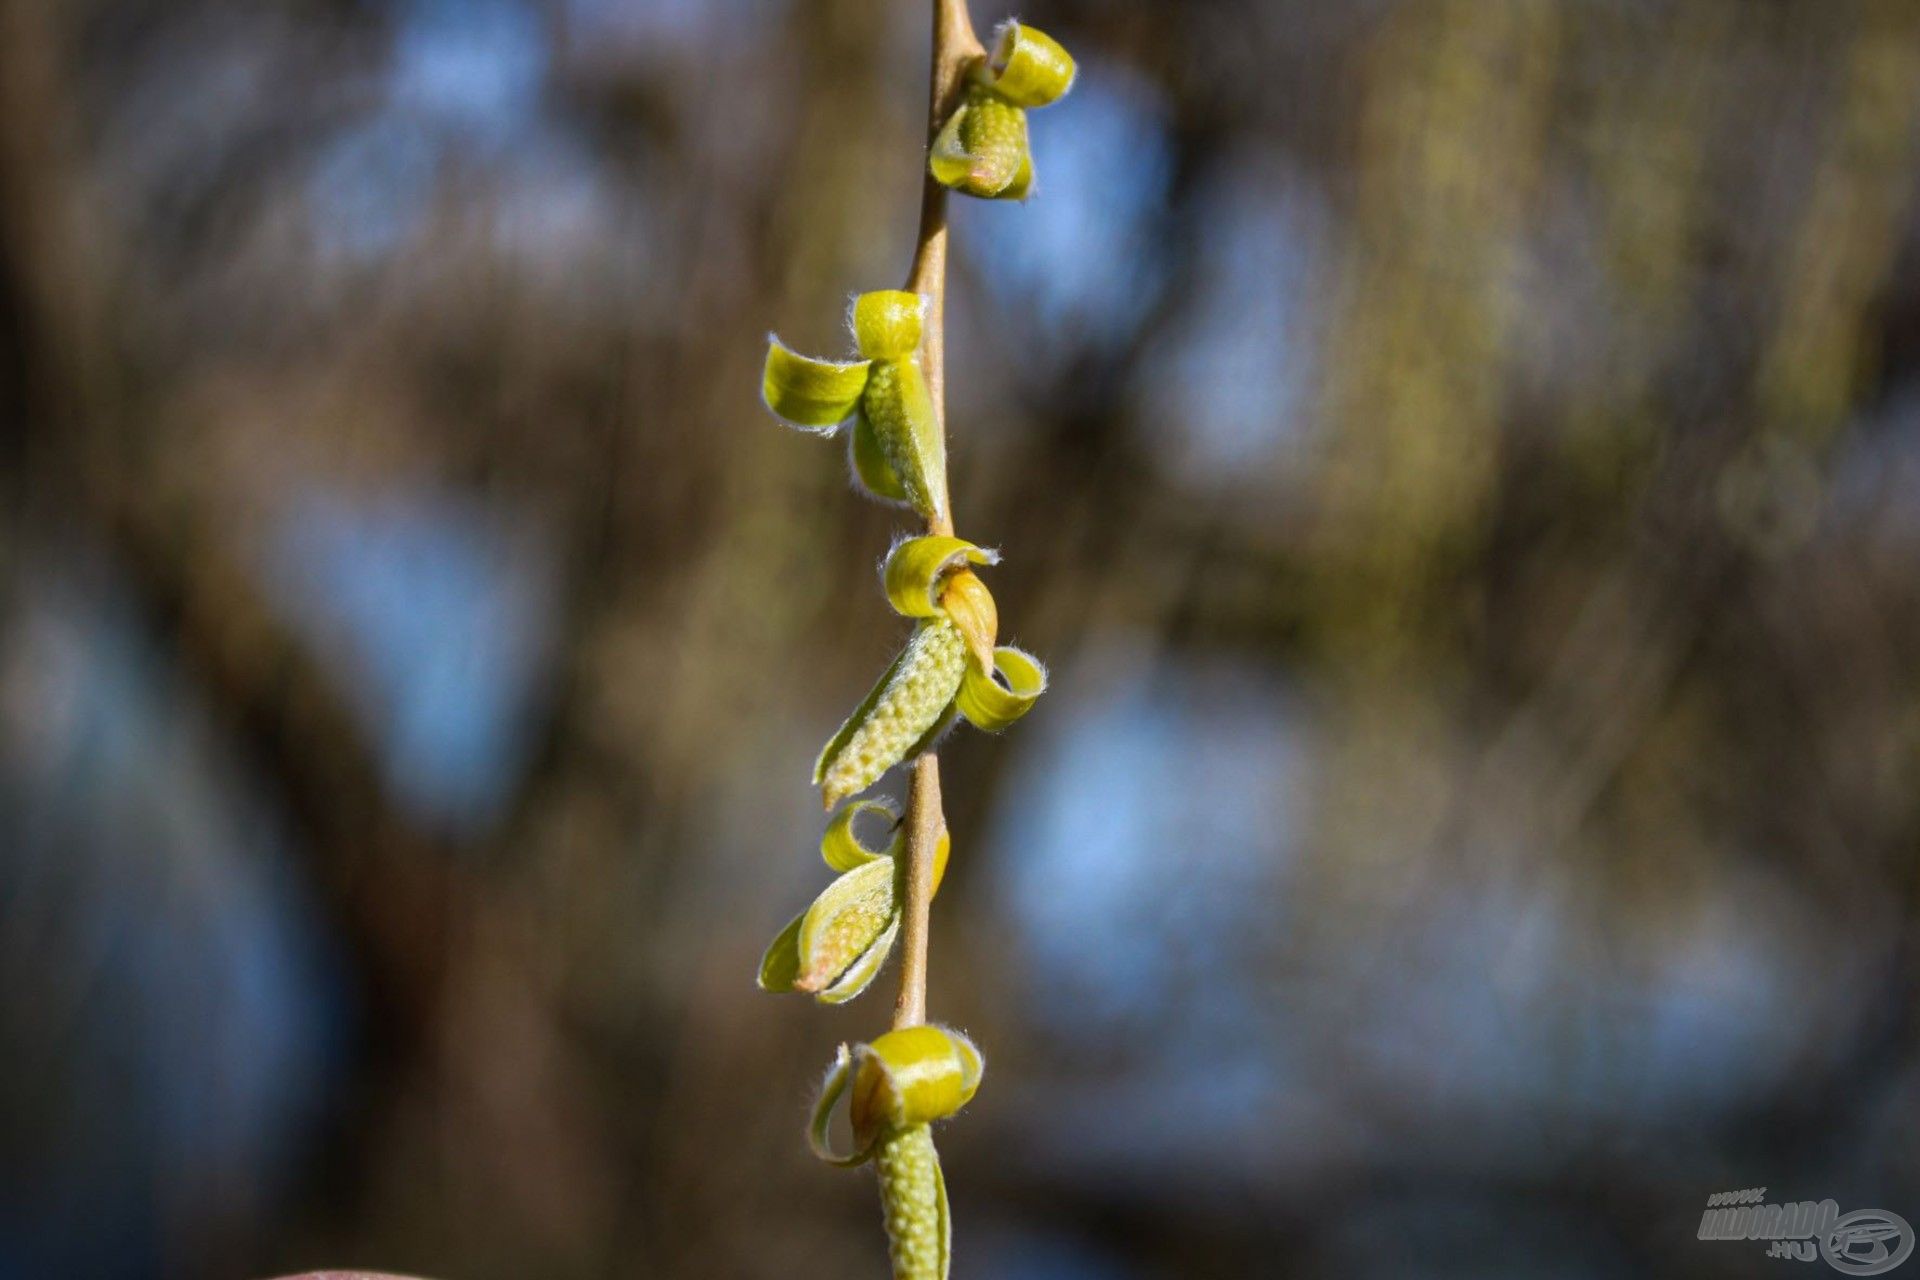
928,21 -> 1074,202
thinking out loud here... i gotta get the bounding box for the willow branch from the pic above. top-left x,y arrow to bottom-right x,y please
892,0 -> 983,1032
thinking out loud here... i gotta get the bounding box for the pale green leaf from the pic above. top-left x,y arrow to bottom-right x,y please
981,20 -> 1077,108
849,409 -> 910,503
755,909 -> 806,993
955,644 -> 1048,731
762,336 -> 869,429
807,1044 -> 876,1167
882,535 -> 998,619
821,797 -> 902,872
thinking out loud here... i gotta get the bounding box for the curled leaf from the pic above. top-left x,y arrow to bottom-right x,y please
930,87 -> 1031,198
849,410 -> 910,504
815,618 -> 969,808
955,645 -> 1047,731
756,910 -> 806,993
851,290 -> 925,360
761,812 -> 953,1003
860,357 -> 947,521
849,1025 -> 984,1149
762,337 -> 871,429
939,570 -> 999,674
823,800 -> 952,890
821,797 -> 902,872
882,535 -> 999,619
980,21 -> 1077,108
808,1045 -> 876,1167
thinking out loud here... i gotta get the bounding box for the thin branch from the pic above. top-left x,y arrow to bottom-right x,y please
892,0 -> 983,1032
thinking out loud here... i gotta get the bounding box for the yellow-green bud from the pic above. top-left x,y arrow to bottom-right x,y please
849,1025 -> 984,1148
930,86 -> 1031,199
807,1026 -> 982,1160
761,292 -> 948,516
980,21 -> 1077,108
760,803 -> 953,1004
807,1027 -> 979,1277
852,290 -> 925,360
881,535 -> 999,620
815,617 -> 967,809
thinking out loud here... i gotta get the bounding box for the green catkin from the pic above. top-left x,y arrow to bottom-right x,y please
797,858 -> 896,991
816,617 -> 967,807
875,1125 -> 948,1280
859,358 -> 947,522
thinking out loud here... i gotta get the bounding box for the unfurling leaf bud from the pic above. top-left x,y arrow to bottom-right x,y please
848,1025 -> 984,1148
815,617 -> 968,809
980,21 -> 1077,108
760,802 -> 953,1004
882,535 -> 999,618
930,87 -> 1031,199
882,535 -> 1002,672
805,1041 -> 961,1278
929,22 -> 1073,202
806,1025 -> 981,1279
761,292 -> 948,517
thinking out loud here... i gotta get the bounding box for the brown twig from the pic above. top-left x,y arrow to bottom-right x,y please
892,0 -> 983,1031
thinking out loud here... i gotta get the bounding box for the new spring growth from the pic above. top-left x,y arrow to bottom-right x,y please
762,291 -> 947,521
930,21 -> 1076,200
809,1026 -> 984,1280
757,799 -> 952,1004
813,536 -> 1048,809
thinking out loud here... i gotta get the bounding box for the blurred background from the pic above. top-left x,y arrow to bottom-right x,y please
4,0 -> 1920,1276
